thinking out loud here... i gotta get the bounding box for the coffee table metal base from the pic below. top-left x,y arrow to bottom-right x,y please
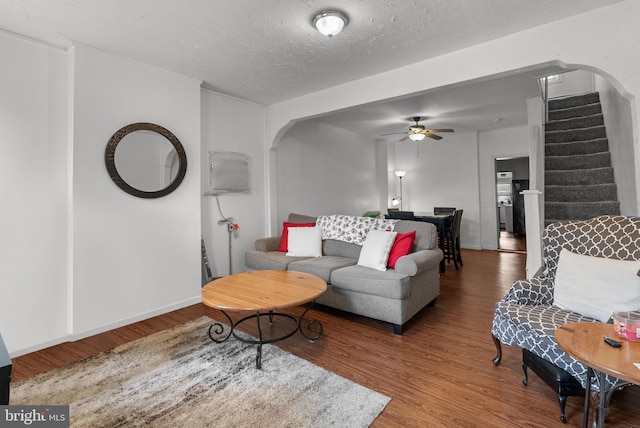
207,302 -> 322,369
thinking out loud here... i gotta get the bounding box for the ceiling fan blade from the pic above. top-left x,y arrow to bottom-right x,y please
426,129 -> 454,133
381,132 -> 407,136
427,133 -> 443,140
399,135 -> 410,142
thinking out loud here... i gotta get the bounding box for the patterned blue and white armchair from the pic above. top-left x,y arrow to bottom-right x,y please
491,215 -> 640,386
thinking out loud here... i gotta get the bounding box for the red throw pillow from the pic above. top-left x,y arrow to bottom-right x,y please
387,231 -> 417,269
277,222 -> 317,252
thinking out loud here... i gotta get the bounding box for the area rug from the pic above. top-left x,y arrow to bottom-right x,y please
11,317 -> 390,427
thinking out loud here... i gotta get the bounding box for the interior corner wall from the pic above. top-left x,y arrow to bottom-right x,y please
277,121 -> 379,223
71,45 -> 202,338
594,74 -> 638,216
376,139 -> 390,212
200,90 -> 266,277
393,133 -> 481,250
478,126 -> 530,249
0,32 -> 69,355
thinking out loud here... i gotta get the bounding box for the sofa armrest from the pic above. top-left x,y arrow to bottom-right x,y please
394,249 -> 443,276
501,276 -> 554,305
255,236 -> 281,252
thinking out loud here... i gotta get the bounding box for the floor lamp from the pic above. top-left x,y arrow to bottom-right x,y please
395,170 -> 406,210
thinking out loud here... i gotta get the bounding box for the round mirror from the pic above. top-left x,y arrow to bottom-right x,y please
105,122 -> 187,198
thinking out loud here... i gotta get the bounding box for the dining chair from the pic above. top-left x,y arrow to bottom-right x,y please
444,209 -> 463,270
433,207 -> 456,215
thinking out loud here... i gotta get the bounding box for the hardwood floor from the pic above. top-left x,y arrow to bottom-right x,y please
498,229 -> 527,253
12,250 -> 640,427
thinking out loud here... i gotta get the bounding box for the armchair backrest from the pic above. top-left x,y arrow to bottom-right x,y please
543,215 -> 640,279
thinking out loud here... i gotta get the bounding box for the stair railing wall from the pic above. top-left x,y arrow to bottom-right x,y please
594,74 -> 638,216
523,190 -> 543,278
525,95 -> 546,274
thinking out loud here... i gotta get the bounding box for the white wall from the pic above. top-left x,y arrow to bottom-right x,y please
478,126 -> 530,249
595,74 -> 638,216
1,36 -> 203,356
276,121 -> 379,225
266,0 -> 640,229
71,46 -> 202,341
0,33 -> 69,353
201,90 -> 266,277
392,133 -> 482,250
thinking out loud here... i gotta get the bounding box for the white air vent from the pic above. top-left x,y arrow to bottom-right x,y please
205,151 -> 251,195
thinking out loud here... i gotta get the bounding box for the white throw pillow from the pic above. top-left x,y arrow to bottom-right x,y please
357,230 -> 398,272
553,248 -> 640,322
286,226 -> 322,257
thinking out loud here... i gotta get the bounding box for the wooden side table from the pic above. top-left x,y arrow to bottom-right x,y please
555,322 -> 640,428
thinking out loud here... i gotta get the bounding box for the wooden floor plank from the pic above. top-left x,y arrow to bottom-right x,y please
11,250 -> 640,427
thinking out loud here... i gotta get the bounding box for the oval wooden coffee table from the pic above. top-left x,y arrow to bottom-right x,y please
202,270 -> 327,369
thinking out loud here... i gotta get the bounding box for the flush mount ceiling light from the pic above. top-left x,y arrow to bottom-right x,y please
312,10 -> 348,37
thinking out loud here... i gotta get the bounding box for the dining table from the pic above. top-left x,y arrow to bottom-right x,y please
413,212 -> 453,273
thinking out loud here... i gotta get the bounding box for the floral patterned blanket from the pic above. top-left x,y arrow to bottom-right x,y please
315,215 -> 398,245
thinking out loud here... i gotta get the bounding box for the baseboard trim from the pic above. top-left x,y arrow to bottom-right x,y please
68,296 -> 203,343
9,296 -> 203,358
10,336 -> 70,358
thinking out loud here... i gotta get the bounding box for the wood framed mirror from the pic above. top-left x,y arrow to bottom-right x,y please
105,122 -> 187,198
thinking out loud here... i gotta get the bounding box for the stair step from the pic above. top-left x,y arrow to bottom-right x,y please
544,91 -> 623,226
545,167 -> 614,186
546,126 -> 606,144
545,184 -> 618,202
546,151 -> 611,171
545,114 -> 604,132
544,201 -> 621,220
545,138 -> 610,156
548,103 -> 602,121
548,93 -> 600,110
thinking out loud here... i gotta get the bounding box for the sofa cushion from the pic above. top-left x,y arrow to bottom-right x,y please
388,231 -> 417,269
553,248 -> 640,322
394,220 -> 437,251
323,239 -> 362,259
245,251 -> 312,271
357,230 -> 397,271
287,213 -> 318,224
286,226 -> 322,257
330,265 -> 411,300
277,221 -> 316,252
288,256 -> 357,283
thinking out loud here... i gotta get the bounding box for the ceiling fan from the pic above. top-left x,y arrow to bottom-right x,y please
385,117 -> 454,141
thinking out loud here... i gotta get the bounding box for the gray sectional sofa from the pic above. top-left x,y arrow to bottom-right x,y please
244,213 -> 443,334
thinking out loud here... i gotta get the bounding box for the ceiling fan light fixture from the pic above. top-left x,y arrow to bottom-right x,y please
313,10 -> 348,37
409,133 -> 426,141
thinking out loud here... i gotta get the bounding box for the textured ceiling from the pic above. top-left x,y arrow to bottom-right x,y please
0,0 -> 622,106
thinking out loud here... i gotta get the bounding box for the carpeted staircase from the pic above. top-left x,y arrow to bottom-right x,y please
544,92 -> 620,225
